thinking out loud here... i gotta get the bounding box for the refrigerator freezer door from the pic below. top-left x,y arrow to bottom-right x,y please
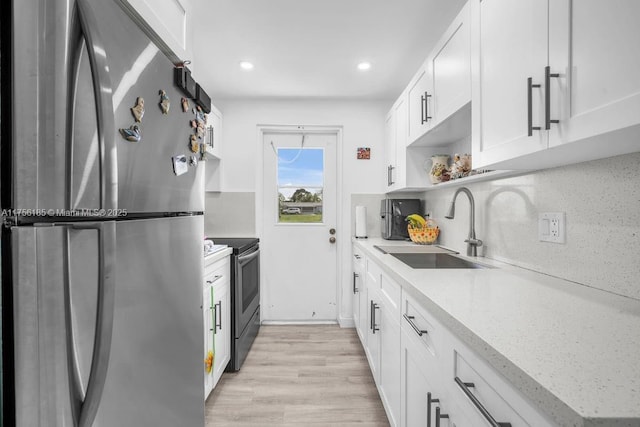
12,216 -> 204,426
12,223 -> 116,426
11,0 -> 204,214
94,216 -> 204,426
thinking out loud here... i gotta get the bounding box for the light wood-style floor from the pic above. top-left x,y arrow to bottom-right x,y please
205,325 -> 390,426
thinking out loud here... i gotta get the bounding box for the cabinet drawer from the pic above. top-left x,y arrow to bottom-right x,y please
366,257 -> 382,285
401,291 -> 440,358
453,348 -> 553,427
204,256 -> 230,289
353,246 -> 365,269
380,273 -> 401,317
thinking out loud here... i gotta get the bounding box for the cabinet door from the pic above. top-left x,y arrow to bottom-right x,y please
430,3 -> 471,125
384,111 -> 396,189
352,270 -> 361,337
549,0 -> 640,147
379,304 -> 401,427
122,0 -> 190,61
471,0 -> 548,168
358,276 -> 370,345
393,96 -> 409,189
205,106 -> 223,160
407,66 -> 433,143
400,327 -> 441,427
203,286 -> 214,398
212,280 -> 230,387
365,288 -> 381,381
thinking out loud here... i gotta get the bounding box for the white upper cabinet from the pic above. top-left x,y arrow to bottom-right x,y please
472,0 -> 640,170
548,0 -> 640,148
119,0 -> 192,62
408,2 -> 472,147
471,0 -> 548,168
384,109 -> 397,189
407,66 -> 433,143
205,105 -> 223,160
428,2 -> 471,129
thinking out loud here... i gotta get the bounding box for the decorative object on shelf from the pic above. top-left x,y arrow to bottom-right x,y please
119,124 -> 141,143
357,147 -> 371,160
450,153 -> 472,179
158,90 -> 170,114
407,214 -> 439,244
189,134 -> 200,153
429,154 -> 451,184
189,155 -> 198,166
181,97 -> 189,112
130,97 -> 145,122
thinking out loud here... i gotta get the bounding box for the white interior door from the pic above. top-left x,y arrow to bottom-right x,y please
262,132 -> 338,322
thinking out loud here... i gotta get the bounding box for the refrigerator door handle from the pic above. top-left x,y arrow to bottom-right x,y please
75,0 -> 118,210
69,222 -> 117,427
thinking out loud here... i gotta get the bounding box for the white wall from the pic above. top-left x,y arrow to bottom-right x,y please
215,99 -> 387,193
421,152 -> 640,300
209,98 -> 388,324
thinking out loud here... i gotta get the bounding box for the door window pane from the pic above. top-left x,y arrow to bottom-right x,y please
277,148 -> 323,223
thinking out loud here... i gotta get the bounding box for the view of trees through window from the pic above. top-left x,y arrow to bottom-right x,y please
277,148 -> 323,223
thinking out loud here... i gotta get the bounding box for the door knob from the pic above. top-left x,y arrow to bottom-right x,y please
329,237 -> 336,244
329,228 -> 336,235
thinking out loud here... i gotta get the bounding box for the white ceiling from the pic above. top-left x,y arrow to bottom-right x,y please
191,0 -> 467,101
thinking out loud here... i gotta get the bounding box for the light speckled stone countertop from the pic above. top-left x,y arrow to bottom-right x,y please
353,238 -> 640,427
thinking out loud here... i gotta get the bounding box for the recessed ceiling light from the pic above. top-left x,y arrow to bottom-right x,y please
239,61 -> 254,70
357,62 -> 371,71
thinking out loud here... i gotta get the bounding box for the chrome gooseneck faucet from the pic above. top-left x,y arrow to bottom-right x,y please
444,187 -> 483,257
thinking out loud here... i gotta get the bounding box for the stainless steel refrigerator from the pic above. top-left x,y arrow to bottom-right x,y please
2,0 -> 205,425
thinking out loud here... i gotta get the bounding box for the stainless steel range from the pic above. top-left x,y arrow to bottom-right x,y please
208,238 -> 260,371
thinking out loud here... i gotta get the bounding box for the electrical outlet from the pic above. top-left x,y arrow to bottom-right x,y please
539,212 -> 565,243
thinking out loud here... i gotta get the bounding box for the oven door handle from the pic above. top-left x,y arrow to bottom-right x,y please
238,247 -> 260,265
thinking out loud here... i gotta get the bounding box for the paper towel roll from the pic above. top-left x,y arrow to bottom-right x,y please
355,206 -> 368,238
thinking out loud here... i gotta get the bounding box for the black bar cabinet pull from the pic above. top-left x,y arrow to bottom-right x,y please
370,300 -> 374,331
403,314 -> 428,337
353,272 -> 359,294
545,66 -> 560,130
435,406 -> 449,427
372,302 -> 379,333
455,377 -> 512,427
527,77 -> 541,136
427,392 -> 440,427
422,92 -> 432,124
215,301 -> 222,331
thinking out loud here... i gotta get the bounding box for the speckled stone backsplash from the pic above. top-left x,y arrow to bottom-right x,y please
422,151 -> 640,300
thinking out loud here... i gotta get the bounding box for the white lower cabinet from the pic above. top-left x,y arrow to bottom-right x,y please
352,247 -> 365,341
378,275 -> 401,427
354,244 -> 556,427
359,255 -> 401,426
203,255 -> 231,399
212,279 -> 230,386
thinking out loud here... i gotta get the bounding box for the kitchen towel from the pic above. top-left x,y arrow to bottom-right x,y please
355,205 -> 368,238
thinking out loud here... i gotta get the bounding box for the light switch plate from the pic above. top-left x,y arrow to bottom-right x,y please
539,212 -> 565,243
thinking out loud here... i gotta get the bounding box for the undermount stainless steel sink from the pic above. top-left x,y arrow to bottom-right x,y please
373,245 -> 457,255
390,253 -> 492,269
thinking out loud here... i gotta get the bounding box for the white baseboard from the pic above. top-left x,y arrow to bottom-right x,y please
261,320 -> 339,326
338,317 -> 355,328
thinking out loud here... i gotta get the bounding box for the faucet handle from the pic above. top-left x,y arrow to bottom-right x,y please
465,238 -> 483,247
